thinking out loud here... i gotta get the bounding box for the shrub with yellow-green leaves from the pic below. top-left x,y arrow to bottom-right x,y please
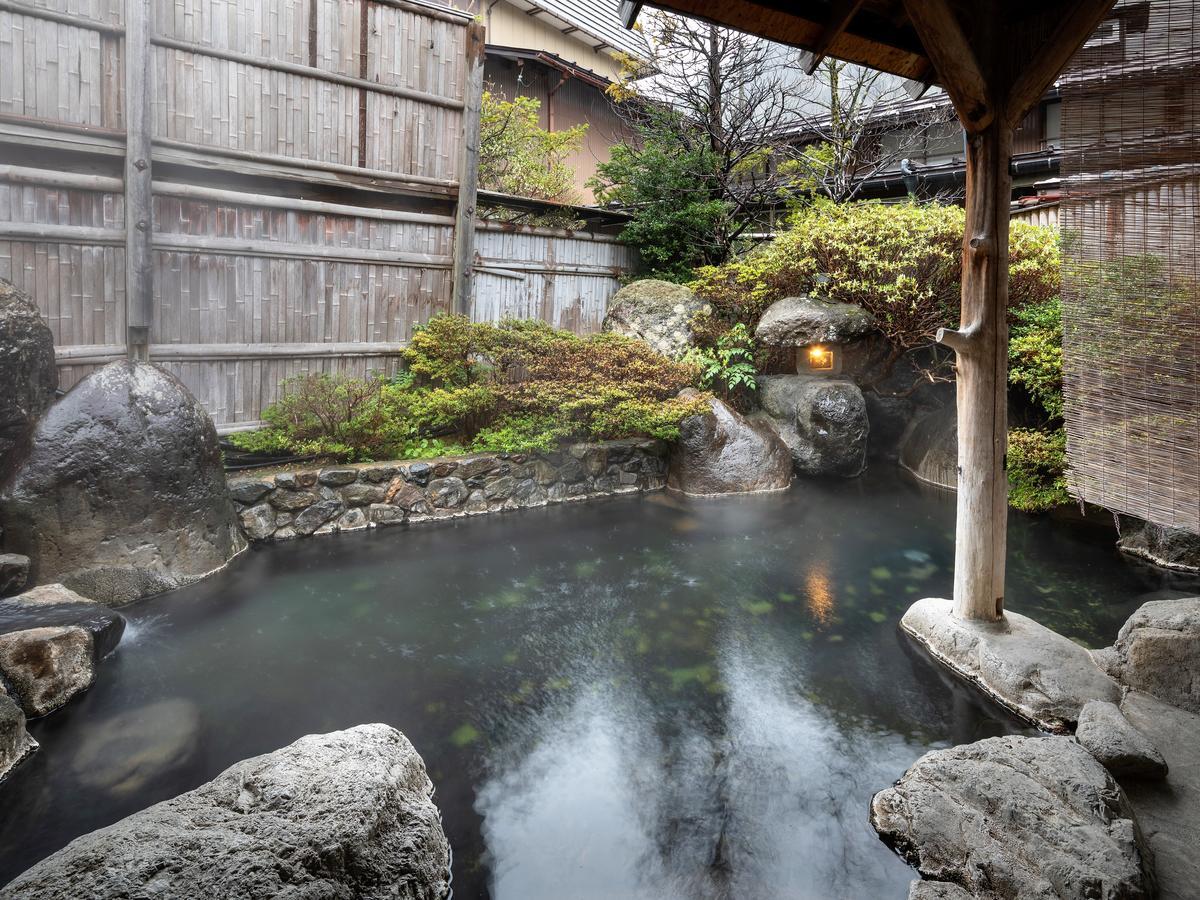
689,199 -> 1061,352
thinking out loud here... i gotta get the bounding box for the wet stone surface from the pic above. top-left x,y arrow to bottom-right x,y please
227,439 -> 669,543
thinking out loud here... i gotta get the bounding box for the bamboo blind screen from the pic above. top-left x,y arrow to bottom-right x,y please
1060,0 -> 1200,532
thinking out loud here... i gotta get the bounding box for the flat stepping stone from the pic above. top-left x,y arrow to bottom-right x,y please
901,597 -> 1120,731
1077,699 -> 1168,780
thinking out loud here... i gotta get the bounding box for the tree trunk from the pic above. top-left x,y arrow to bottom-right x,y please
943,120 -> 1012,621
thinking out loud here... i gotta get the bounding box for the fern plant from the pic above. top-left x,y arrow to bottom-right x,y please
679,323 -> 758,405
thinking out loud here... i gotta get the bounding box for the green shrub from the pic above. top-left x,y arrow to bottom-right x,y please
1008,427 -> 1070,512
1009,296 -> 1063,422
689,199 -> 1061,353
234,317 -> 709,463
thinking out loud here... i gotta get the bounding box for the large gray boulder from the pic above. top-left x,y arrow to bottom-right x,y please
871,735 -> 1157,900
758,375 -> 868,477
1102,597 -> 1200,713
0,625 -> 94,717
0,683 -> 36,782
1076,699 -> 1168,780
754,295 -> 874,346
0,361 -> 245,605
602,279 -> 708,357
667,394 -> 792,496
0,280 -> 57,474
1,724 -> 451,900
902,597 -> 1121,731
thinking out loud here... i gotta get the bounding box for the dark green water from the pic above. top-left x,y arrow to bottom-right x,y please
1,470 -> 1194,898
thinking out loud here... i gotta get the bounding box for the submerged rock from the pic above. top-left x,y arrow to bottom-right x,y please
0,683 -> 36,782
667,394 -> 792,496
0,279 -> 57,474
1103,597 -> 1200,713
758,375 -> 868,477
901,597 -> 1120,731
1076,699 -> 1168,780
871,735 -> 1156,900
0,361 -> 244,605
1115,515 -> 1200,573
6,724 -> 451,900
0,625 -> 94,717
602,279 -> 707,357
71,698 -> 201,797
754,295 -> 874,347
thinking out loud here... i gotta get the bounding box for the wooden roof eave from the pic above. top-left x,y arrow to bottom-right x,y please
619,0 -> 933,83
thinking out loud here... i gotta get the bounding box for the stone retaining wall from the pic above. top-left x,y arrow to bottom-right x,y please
227,439 -> 670,543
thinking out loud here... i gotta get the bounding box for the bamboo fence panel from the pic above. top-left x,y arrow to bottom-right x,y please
1060,0 -> 1200,532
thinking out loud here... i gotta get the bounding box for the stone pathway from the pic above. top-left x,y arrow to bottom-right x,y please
1119,691 -> 1200,900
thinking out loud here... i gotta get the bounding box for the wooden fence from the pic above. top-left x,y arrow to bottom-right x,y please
0,0 -> 636,429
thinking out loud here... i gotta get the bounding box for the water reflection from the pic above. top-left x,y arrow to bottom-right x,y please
804,560 -> 835,627
475,572 -> 1017,900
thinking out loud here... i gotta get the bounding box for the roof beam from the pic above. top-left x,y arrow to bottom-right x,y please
1004,0 -> 1116,125
803,0 -> 867,75
900,0 -> 992,130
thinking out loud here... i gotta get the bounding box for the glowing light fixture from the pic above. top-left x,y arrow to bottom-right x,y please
806,345 -> 834,371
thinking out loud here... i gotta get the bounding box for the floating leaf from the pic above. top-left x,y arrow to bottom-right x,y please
868,611 -> 888,624
450,723 -> 479,747
869,566 -> 893,581
741,599 -> 774,616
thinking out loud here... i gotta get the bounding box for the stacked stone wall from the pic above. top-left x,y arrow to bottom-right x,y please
228,439 -> 669,543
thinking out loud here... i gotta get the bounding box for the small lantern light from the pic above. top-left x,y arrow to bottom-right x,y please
805,344 -> 835,372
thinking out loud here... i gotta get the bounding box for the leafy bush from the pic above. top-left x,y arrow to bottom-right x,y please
479,91 -> 586,207
1009,296 -> 1064,422
232,317 -> 709,462
591,110 -> 734,281
689,199 -> 1061,352
1008,427 -> 1070,512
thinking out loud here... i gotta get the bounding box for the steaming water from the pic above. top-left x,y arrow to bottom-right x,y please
1,470 -> 1195,898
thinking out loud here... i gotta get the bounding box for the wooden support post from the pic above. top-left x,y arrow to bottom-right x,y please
451,20 -> 485,317
124,0 -> 153,361
938,121 -> 1013,621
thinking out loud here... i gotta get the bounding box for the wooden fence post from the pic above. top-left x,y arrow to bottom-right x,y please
124,0 -> 154,361
451,20 -> 485,317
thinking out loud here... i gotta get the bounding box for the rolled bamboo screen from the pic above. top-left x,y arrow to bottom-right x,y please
1060,0 -> 1200,532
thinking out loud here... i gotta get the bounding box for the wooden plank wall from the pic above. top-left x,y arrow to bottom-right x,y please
473,221 -> 636,334
0,0 -> 636,428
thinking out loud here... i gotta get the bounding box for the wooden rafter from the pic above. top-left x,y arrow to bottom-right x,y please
899,0 -> 992,130
802,0 -> 867,74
